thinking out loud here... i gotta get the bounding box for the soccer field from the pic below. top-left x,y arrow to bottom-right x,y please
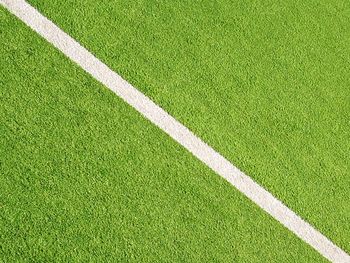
1,0 -> 349,262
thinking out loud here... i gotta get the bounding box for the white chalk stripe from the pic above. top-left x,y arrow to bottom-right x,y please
1,0 -> 349,262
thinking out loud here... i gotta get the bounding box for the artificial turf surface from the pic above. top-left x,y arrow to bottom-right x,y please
25,0 -> 350,253
0,7 -> 328,262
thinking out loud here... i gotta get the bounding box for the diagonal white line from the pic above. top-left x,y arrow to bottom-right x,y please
1,0 -> 349,262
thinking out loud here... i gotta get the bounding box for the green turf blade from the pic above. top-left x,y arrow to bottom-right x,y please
24,0 -> 350,252
0,8 -> 327,262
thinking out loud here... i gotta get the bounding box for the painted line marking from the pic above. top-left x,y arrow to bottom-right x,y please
1,0 -> 349,262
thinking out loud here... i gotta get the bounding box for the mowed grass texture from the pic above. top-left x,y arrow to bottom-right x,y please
26,0 -> 350,252
0,9 -> 327,262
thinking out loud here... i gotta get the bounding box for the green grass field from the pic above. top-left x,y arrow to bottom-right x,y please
1,0 -> 349,262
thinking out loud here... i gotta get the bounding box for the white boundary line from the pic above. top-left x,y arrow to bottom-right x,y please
1,0 -> 349,262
